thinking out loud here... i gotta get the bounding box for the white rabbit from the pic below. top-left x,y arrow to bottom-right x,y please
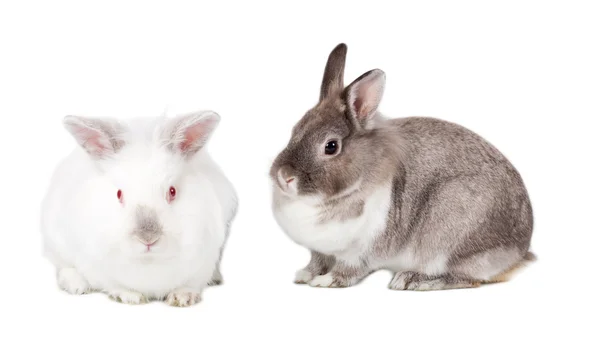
40,110 -> 237,307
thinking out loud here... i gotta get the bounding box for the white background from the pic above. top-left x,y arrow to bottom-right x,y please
1,1 -> 599,344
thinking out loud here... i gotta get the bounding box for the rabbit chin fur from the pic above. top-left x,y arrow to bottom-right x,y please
272,180 -> 392,261
40,114 -> 237,300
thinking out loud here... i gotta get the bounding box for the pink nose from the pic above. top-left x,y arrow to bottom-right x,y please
138,238 -> 158,250
278,167 -> 295,187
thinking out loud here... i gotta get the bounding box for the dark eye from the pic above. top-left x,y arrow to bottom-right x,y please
117,189 -> 123,203
167,186 -> 177,203
324,140 -> 338,155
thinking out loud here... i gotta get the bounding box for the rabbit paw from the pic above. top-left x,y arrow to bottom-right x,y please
57,268 -> 90,295
294,269 -> 314,284
388,272 -> 414,290
166,289 -> 202,307
308,272 -> 342,288
389,272 -> 479,291
108,290 -> 148,304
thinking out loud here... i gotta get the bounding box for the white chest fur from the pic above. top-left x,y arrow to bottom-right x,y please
273,182 -> 392,259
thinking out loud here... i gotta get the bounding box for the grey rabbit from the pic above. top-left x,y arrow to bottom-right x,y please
269,43 -> 535,290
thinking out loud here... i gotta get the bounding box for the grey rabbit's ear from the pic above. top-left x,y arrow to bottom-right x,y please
344,69 -> 386,129
320,43 -> 347,101
63,115 -> 127,159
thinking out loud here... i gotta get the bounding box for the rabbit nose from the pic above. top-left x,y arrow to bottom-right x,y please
278,166 -> 295,183
137,237 -> 158,247
134,205 -> 163,250
277,166 -> 298,193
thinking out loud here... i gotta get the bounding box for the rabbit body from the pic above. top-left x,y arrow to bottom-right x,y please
271,44 -> 534,290
41,112 -> 237,306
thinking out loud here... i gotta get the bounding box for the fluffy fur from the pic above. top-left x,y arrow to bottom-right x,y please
270,43 -> 535,290
40,110 -> 237,306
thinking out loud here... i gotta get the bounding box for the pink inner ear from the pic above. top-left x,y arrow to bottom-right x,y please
74,127 -> 108,155
353,97 -> 365,118
179,120 -> 210,153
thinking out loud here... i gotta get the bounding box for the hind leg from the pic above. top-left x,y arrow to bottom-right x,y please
388,272 -> 480,291
208,246 -> 226,286
452,249 -> 536,285
209,220 -> 234,286
208,267 -> 223,286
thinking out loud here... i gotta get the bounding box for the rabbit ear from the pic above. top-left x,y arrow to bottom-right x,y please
320,43 -> 347,101
161,110 -> 220,158
345,69 -> 386,129
63,115 -> 126,159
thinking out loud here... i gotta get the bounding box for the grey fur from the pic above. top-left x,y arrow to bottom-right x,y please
270,43 -> 534,290
320,43 -> 347,101
296,251 -> 336,282
134,206 -> 163,244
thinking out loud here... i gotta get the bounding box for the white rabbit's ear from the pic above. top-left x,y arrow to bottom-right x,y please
344,69 -> 386,129
63,115 -> 126,159
161,111 -> 220,158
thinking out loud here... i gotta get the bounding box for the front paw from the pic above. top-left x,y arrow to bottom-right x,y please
294,269 -> 314,284
108,290 -> 148,305
57,268 -> 90,295
166,289 -> 202,307
308,272 -> 346,288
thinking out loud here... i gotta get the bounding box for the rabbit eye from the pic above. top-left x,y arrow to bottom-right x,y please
324,140 -> 339,155
117,189 -> 123,203
167,186 -> 177,203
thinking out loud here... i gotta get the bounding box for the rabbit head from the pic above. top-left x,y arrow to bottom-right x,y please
270,43 -> 401,198
62,111 -> 222,259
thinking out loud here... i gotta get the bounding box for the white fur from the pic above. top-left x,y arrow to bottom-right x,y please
423,255 -> 448,276
454,247 -> 521,281
57,268 -> 90,294
294,269 -> 313,283
108,290 -> 148,304
382,246 -> 418,272
40,112 -> 237,302
273,181 -> 392,259
309,273 -> 334,287
379,249 -> 449,276
166,288 -> 202,307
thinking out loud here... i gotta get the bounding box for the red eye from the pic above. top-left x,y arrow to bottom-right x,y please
168,186 -> 176,203
117,189 -> 123,203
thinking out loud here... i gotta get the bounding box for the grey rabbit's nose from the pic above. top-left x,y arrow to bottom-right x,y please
277,166 -> 298,194
278,166 -> 295,183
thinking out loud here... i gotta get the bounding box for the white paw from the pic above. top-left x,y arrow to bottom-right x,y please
166,289 -> 202,307
389,272 -> 410,290
57,268 -> 89,295
309,273 -> 335,287
294,269 -> 314,284
108,290 -> 148,305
